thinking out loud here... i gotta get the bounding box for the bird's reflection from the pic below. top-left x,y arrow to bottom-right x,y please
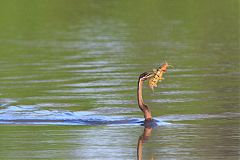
137,124 -> 153,160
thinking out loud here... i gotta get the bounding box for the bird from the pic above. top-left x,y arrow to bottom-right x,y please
137,72 -> 153,121
137,62 -> 171,127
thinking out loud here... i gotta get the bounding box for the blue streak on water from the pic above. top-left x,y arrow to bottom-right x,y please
0,105 -> 238,126
0,105 -> 170,126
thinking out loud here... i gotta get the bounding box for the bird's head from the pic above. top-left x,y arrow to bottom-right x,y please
139,72 -> 153,81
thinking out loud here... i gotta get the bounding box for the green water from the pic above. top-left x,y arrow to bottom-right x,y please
0,0 -> 239,159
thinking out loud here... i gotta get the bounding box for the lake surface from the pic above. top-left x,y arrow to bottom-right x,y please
0,0 -> 239,159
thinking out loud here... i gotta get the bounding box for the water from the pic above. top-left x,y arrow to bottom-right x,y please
0,0 -> 239,159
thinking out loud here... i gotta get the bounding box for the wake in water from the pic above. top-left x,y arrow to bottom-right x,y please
0,105 -> 167,126
0,105 -> 238,126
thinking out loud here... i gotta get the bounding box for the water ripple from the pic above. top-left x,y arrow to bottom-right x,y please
0,105 -> 238,126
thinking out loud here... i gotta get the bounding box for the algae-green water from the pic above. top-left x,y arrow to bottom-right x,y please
0,0 -> 239,159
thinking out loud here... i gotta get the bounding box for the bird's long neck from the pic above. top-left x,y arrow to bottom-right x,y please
137,78 -> 152,120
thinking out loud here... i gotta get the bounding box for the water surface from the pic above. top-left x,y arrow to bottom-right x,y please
0,0 -> 239,159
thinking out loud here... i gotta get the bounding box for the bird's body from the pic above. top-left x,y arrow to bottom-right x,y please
137,62 -> 171,123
